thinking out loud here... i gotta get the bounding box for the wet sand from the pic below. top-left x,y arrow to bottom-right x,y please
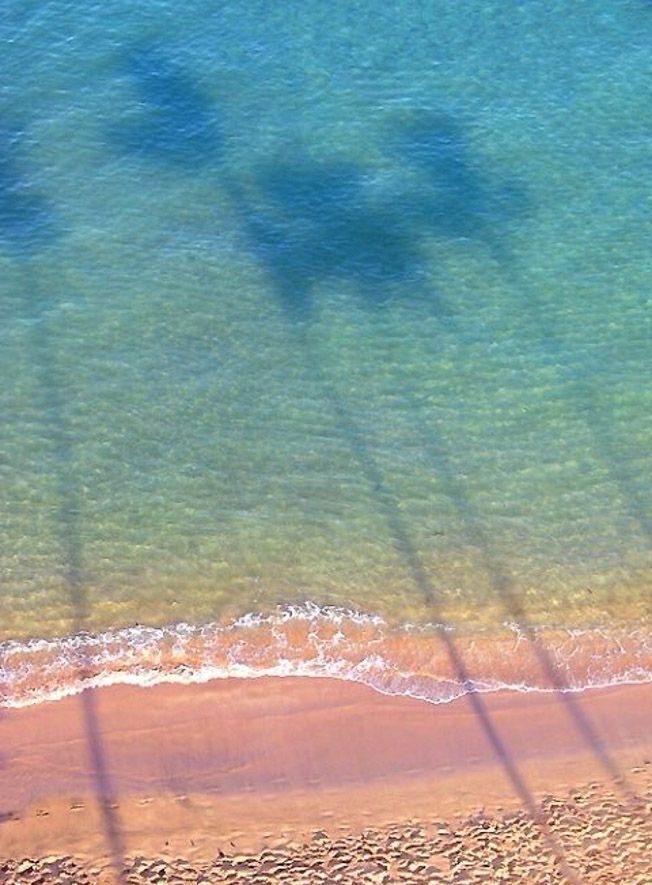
1,678 -> 651,882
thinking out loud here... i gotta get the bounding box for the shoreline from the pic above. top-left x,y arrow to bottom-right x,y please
2,605 -> 650,709
1,676 -> 651,878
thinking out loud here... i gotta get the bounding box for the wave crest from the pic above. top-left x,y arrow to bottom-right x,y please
1,603 -> 650,708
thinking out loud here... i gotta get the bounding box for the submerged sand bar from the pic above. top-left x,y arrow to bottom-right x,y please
0,678 -> 651,881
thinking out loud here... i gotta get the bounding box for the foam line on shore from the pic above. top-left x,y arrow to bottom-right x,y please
1,603 -> 650,708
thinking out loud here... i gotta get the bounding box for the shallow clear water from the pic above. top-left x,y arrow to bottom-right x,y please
1,1 -> 651,701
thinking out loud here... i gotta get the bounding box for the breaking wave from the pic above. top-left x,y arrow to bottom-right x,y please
1,603 -> 650,708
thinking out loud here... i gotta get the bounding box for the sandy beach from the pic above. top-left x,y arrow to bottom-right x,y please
3,1 -> 652,884
1,677 -> 651,882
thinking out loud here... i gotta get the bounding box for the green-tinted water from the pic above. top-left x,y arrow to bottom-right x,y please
1,0 -> 650,647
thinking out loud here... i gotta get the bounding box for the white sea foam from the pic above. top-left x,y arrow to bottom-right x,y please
1,603 -> 650,709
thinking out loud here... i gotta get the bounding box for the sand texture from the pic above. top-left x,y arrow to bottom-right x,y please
1,770 -> 651,884
1,678 -> 651,883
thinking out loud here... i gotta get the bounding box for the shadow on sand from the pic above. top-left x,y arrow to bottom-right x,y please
104,45 -> 650,880
1,36 -> 645,881
0,121 -> 126,881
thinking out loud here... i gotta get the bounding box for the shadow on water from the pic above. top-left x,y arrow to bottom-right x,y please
104,49 -> 624,881
242,118 -> 638,806
386,110 -> 527,262
0,125 -> 57,256
522,294 -> 652,547
218,129 -> 584,883
109,45 -> 222,168
106,44 -> 652,877
0,123 -> 125,881
229,114 -> 642,791
332,114 -> 641,801
246,155 -> 412,316
243,113 -> 526,320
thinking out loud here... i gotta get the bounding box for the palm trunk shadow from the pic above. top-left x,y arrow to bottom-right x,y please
374,314 -> 638,800
23,264 -> 126,883
216,162 -> 645,882
297,331 -> 579,883
524,286 -> 652,547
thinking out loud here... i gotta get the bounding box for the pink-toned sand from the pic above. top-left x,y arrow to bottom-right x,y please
1,678 -> 651,882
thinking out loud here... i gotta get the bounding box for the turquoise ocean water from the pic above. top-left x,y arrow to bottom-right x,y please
1,0 -> 650,705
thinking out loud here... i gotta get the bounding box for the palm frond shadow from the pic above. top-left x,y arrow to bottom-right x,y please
103,45 -> 645,878
219,114 -> 635,792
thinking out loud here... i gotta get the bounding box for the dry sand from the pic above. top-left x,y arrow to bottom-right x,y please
0,677 -> 651,883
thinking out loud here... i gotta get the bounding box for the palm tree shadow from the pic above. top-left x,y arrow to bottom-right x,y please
386,110 -> 528,263
0,124 -> 58,256
227,112 -> 636,811
102,47 -> 637,875
0,122 -> 126,880
242,150 -> 451,320
210,116 -> 599,878
240,112 -> 527,320
379,329 -> 636,794
108,44 -> 222,169
527,297 -> 652,546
